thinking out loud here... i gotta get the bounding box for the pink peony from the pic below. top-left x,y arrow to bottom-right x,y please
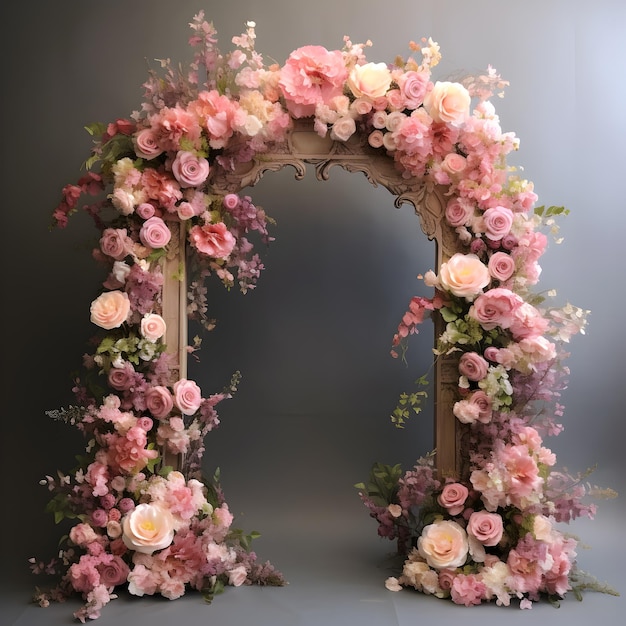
139,216 -> 171,249
189,222 -> 236,259
279,45 -> 348,118
438,253 -> 490,300
90,290 -> 131,330
509,302 -> 549,339
437,483 -> 469,516
450,573 -> 487,606
171,151 -> 210,188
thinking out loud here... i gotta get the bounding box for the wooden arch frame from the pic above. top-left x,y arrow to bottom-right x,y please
163,118 -> 463,478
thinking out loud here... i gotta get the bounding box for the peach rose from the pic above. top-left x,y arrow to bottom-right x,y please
347,62 -> 392,100
423,81 -> 470,126
90,290 -> 131,330
122,503 -> 174,555
140,313 -> 166,342
418,520 -> 469,570
467,511 -> 504,546
438,253 -> 490,300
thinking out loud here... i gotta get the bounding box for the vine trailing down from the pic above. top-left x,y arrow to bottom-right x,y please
32,10 -> 616,621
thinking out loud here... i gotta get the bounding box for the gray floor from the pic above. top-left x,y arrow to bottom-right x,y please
3,499 -> 623,626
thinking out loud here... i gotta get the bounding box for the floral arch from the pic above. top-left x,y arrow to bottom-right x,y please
33,12 -> 615,622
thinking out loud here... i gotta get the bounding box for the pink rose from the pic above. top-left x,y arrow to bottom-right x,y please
488,251 -> 516,282
69,523 -> 99,547
134,127 -> 163,160
367,130 -> 385,148
171,151 -> 210,188
189,222 -> 236,259
90,290 -> 131,330
437,483 -> 469,516
223,193 -> 239,210
438,253 -> 490,300
139,216 -> 171,249
469,288 -> 522,330
173,379 -> 202,415
140,313 -> 166,342
279,45 -> 348,118
228,565 -> 248,587
145,386 -> 173,419
330,116 -> 356,141
397,70 -> 430,107
96,555 -> 130,587
459,352 -> 489,382
347,62 -> 392,100
441,153 -> 467,177
445,197 -> 474,228
468,391 -> 492,422
100,228 -> 132,260
136,203 -> 156,219
467,511 -> 503,546
108,361 -> 135,391
418,520 -> 469,569
122,503 -> 174,555
482,206 -> 514,240
423,81 -> 470,126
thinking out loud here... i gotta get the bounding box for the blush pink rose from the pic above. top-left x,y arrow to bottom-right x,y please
145,385 -> 174,419
140,313 -> 166,342
467,511 -> 504,546
139,216 -> 171,249
445,197 -> 474,227
488,251 -> 516,282
329,116 -> 356,141
134,127 -> 163,160
171,151 -> 210,188
189,222 -> 236,259
279,45 -> 348,118
483,206 -> 514,240
423,81 -> 470,126
90,290 -> 131,330
441,153 -> 467,177
347,62 -> 392,100
397,70 -> 430,107
173,379 -> 202,415
96,555 -> 130,587
437,483 -> 469,516
122,503 -> 175,555
100,228 -> 133,260
228,564 -> 248,587
418,520 -> 469,570
469,288 -> 522,330
459,352 -> 489,382
438,253 -> 490,300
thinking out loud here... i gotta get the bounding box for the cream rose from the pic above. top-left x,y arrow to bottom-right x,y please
423,81 -> 471,126
418,520 -> 469,570
438,253 -> 490,300
90,290 -> 131,330
122,503 -> 175,555
140,313 -> 167,342
347,62 -> 392,100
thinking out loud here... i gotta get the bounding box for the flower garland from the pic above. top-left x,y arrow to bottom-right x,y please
32,11 -> 616,621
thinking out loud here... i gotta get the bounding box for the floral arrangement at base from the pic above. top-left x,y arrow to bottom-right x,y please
32,10 -> 618,621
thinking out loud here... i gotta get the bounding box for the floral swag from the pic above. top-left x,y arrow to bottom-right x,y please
32,11 -> 617,622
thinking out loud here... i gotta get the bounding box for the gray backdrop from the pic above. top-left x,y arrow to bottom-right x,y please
2,1 -> 625,624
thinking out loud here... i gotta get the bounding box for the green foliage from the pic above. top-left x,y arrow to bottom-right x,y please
390,374 -> 429,428
45,493 -> 79,525
355,462 -> 403,507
